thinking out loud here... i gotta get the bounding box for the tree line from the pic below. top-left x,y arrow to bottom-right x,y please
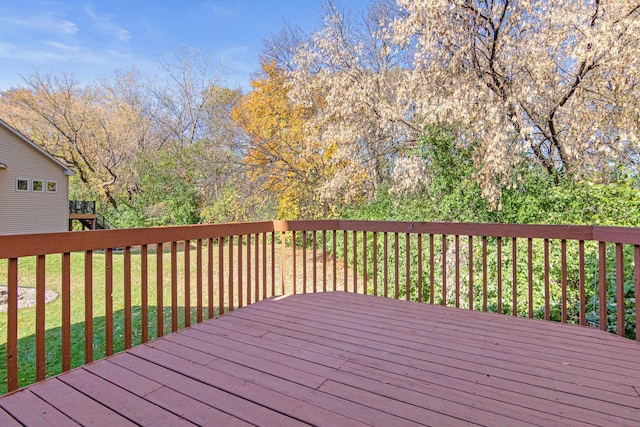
1,0 -> 639,227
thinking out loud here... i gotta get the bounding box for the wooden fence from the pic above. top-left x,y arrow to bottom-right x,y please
1,220 -> 639,394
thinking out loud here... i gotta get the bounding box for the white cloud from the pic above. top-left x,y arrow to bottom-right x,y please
204,2 -> 240,17
84,6 -> 132,43
0,14 -> 78,35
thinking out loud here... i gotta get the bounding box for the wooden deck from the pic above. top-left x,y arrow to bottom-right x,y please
1,292 -> 640,426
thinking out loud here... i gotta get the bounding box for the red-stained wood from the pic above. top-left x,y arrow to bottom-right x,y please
353,231 -> 358,293
417,234 -> 422,302
265,232 -> 270,298
405,233 -> 410,301
35,255 -> 46,381
281,232 -> 286,295
218,237 -> 224,316
3,292 -> 640,425
561,240 -> 567,324
616,243 -> 625,336
579,240 -> 586,326
333,230 -> 337,292
454,234 -> 460,307
394,232 -> 399,299
343,230 -> 348,292
124,246 -> 132,348
429,234 -> 435,304
468,236 -> 473,310
105,248 -> 114,355
496,237 -> 502,313
247,234 -> 252,304
482,236 -> 487,311
61,252 -> 71,371
362,232 -> 367,295
196,239 -> 203,323
184,241 -> 191,327
6,258 -> 18,392
0,406 -> 19,426
323,230 -> 328,293
229,235 -> 234,311
527,238 -> 533,318
255,233 -> 260,302
84,250 -> 93,364
544,239 -> 550,321
270,232 -> 274,296
512,237 -> 517,316
302,231 -> 307,294
208,238 -> 214,319
636,245 -> 640,342
292,231 -> 297,295
383,232 -> 388,298
313,231 -> 318,294
156,242 -> 164,338
238,235 -> 243,307
171,241 -> 178,332
599,241 -> 607,331
441,234 -> 447,306
141,244 -> 149,343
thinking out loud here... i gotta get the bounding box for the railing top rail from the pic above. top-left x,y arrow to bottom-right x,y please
0,221 -> 274,258
3,219 -> 640,259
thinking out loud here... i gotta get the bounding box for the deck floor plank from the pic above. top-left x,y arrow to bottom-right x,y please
2,291 -> 640,426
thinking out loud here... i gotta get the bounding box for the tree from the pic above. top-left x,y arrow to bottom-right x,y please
232,60 -> 332,218
391,0 -> 640,203
0,72 -> 153,208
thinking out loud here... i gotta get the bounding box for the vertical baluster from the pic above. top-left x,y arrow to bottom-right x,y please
313,231 -> 318,294
171,242 -> 178,331
468,236 -> 474,310
255,233 -> 260,303
196,240 -> 203,323
124,247 -> 132,348
616,243 -> 624,336
418,234 -> 423,303
579,240 -> 586,326
263,232 -> 269,299
544,239 -> 551,321
208,238 -> 214,319
430,234 -> 435,304
497,237 -> 502,313
482,237 -> 487,312
7,258 -> 18,391
405,233 -> 410,301
62,252 -> 71,371
36,255 -> 46,381
247,234 -> 252,305
156,243 -> 164,337
218,237 -> 224,315
332,230 -> 337,292
281,232 -> 286,295
455,235 -> 460,307
528,238 -> 533,318
105,249 -> 113,355
373,232 -> 378,297
635,245 -> 640,342
561,240 -> 567,324
292,231 -> 297,294
384,232 -> 389,298
353,231 -> 358,293
323,230 -> 328,293
343,230 -> 348,292
442,235 -> 447,306
302,231 -> 307,294
84,250 -> 93,364
141,245 -> 149,342
512,237 -> 518,317
238,235 -> 243,308
269,232 -> 274,296
394,233 -> 399,299
363,232 -> 367,295
229,236 -> 234,311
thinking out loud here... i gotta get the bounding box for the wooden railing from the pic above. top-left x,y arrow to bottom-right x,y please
1,220 -> 639,394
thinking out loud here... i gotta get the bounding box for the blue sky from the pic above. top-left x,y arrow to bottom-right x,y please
0,0 -> 369,91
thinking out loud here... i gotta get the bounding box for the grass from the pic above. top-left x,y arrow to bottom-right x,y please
0,240 -> 351,394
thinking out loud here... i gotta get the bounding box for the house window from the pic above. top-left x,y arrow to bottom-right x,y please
47,181 -> 57,192
16,178 -> 29,192
32,179 -> 44,192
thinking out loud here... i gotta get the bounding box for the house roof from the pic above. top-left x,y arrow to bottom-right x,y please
0,118 -> 75,176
